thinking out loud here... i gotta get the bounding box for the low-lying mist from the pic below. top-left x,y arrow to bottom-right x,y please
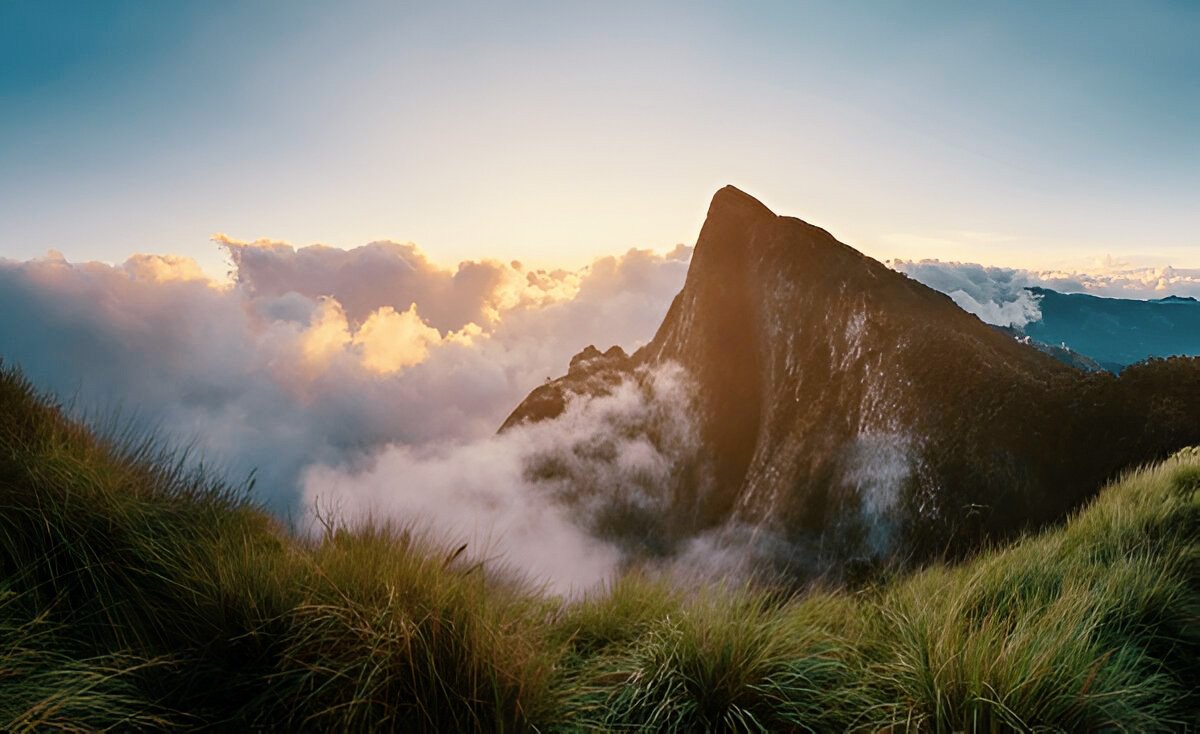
303,363 -> 702,594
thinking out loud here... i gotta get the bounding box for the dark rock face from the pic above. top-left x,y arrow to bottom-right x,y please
499,344 -> 632,430
503,187 -> 1200,575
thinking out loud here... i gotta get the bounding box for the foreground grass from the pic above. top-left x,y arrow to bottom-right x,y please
0,364 -> 1196,731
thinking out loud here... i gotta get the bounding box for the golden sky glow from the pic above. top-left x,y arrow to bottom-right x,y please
1,4 -> 1195,277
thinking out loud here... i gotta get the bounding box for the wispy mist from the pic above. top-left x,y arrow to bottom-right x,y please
302,363 -> 701,594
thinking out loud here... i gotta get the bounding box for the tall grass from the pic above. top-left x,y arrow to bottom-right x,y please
1,363 -> 1197,731
0,586 -> 175,732
0,365 -> 559,730
558,585 -> 870,732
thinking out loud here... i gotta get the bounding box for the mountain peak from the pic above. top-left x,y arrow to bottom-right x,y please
688,186 -> 779,273
502,191 -> 1200,579
707,185 -> 776,221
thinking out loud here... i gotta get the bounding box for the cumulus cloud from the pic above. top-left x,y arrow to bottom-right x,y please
1027,262 -> 1200,299
218,235 -> 591,331
888,260 -> 1042,327
891,258 -> 1200,327
0,241 -> 691,526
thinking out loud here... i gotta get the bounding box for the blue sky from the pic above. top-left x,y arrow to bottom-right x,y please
2,0 -> 1197,274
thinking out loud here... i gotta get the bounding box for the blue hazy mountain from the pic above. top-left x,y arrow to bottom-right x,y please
1022,287 -> 1200,371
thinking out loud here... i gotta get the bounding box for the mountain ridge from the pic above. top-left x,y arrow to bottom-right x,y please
1021,286 -> 1200,369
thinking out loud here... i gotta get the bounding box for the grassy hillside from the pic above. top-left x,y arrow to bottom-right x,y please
1,363 -> 1197,731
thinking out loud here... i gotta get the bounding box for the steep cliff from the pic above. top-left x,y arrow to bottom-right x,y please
504,187 -> 1200,572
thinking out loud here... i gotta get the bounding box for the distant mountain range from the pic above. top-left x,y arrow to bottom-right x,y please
502,187 -> 1200,579
1019,287 -> 1200,371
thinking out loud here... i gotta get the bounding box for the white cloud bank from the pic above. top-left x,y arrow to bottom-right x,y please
891,259 -> 1200,327
0,241 -> 690,521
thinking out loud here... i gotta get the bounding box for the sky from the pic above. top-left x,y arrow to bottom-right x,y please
2,1 -> 1199,591
2,0 -> 1197,275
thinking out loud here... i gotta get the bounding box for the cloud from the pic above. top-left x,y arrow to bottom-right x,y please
888,259 -> 1042,327
0,242 -> 691,524
1027,263 -> 1200,299
217,235 -> 587,332
123,253 -> 214,283
891,258 -> 1200,327
302,363 -> 700,595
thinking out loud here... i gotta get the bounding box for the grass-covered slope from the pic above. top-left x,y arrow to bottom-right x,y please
1,363 -> 1197,731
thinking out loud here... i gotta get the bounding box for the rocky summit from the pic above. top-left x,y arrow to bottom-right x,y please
503,187 -> 1200,577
